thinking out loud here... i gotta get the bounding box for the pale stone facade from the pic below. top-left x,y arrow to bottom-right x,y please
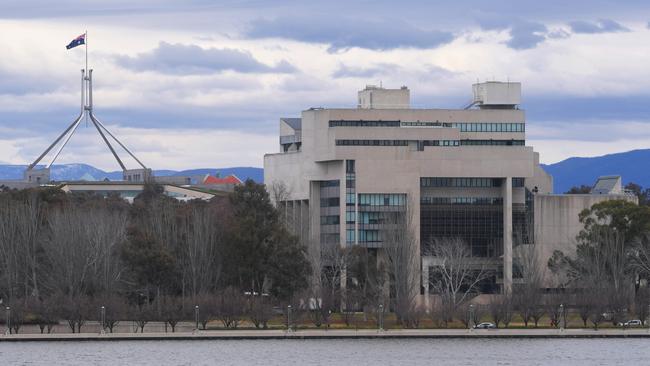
264,82 -> 633,298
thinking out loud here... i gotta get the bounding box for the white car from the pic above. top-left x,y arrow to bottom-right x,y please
474,322 -> 497,329
619,319 -> 643,327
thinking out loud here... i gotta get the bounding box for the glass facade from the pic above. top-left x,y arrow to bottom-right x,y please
319,180 -> 340,247
420,198 -> 503,257
345,160 -> 356,245
357,193 -> 407,248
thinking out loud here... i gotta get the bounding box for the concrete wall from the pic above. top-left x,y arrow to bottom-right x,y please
532,193 -> 638,286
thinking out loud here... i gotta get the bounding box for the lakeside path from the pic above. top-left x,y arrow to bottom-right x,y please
2,328 -> 650,341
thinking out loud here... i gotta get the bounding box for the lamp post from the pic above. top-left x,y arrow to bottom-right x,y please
100,306 -> 105,334
194,305 -> 199,333
469,304 -> 475,330
287,305 -> 292,332
378,304 -> 384,331
559,304 -> 565,331
4,307 -> 10,335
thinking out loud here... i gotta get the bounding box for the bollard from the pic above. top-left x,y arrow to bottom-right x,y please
378,304 -> 384,331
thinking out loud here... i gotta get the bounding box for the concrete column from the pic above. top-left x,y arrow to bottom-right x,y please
502,177 -> 513,294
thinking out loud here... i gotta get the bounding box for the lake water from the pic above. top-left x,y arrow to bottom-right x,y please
0,338 -> 646,365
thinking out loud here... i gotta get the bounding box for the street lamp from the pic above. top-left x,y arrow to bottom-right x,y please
378,304 -> 384,331
469,304 -> 475,330
100,306 -> 105,334
194,305 -> 199,332
4,307 -> 10,335
287,305 -> 292,332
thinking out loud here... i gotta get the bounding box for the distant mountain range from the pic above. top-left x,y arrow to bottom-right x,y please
541,149 -> 650,193
1,149 -> 648,193
0,164 -> 264,183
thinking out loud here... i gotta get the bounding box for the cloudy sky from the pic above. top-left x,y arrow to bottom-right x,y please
1,0 -> 649,170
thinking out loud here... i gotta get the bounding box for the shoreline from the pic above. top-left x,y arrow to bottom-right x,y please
1,329 -> 650,341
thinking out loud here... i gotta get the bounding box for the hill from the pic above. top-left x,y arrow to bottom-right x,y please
542,149 -> 650,193
0,164 -> 264,183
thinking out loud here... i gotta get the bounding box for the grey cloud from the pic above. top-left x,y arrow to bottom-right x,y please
114,42 -> 296,74
477,17 -> 551,50
506,21 -> 548,50
244,17 -> 454,52
569,19 -> 630,34
332,63 -> 400,78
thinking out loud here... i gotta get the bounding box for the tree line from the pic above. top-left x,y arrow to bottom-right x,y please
0,181 -> 310,333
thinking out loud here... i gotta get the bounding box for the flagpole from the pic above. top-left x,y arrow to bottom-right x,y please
85,30 -> 88,74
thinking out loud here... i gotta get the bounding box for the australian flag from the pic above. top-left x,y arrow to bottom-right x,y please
66,34 -> 85,50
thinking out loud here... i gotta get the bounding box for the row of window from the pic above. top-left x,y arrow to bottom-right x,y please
421,177 -> 526,188
460,139 -> 525,146
320,215 -> 340,225
335,139 -> 460,147
421,197 -> 504,205
336,139 -> 409,146
328,120 -> 525,133
421,177 -> 503,188
452,123 -> 525,133
330,120 -> 401,127
335,139 -> 524,147
358,193 -> 407,206
401,121 -> 453,127
359,211 -> 382,224
358,229 -> 380,243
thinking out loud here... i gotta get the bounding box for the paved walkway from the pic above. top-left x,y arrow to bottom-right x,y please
2,328 -> 650,341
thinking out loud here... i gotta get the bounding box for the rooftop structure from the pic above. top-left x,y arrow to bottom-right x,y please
591,175 -> 623,194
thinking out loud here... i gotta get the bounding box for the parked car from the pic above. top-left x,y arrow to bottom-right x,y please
618,319 -> 643,327
474,322 -> 497,329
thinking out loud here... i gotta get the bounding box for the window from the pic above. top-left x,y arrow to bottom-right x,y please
320,215 -> 340,225
358,194 -> 407,206
512,178 -> 525,187
347,230 -> 355,243
346,160 -> 355,173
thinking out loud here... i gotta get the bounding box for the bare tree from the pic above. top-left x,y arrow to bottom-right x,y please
488,295 -> 514,328
216,287 -> 245,329
160,295 -> 185,332
130,303 -> 154,333
248,294 -> 273,329
426,238 -> 492,321
382,206 -> 421,328
634,287 -> 650,325
178,203 -> 224,301
513,243 -> 545,328
42,205 -> 125,298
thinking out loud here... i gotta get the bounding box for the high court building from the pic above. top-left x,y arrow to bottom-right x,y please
264,82 -> 635,298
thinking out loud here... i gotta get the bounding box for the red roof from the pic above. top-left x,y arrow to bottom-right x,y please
203,174 -> 242,185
